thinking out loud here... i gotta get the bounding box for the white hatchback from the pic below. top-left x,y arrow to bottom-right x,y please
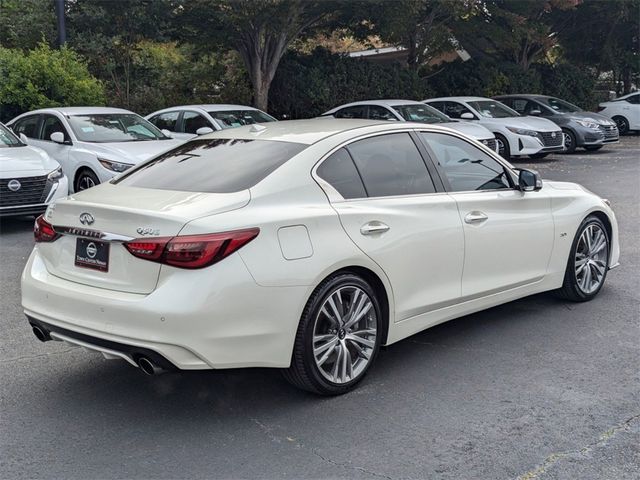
424,96 -> 565,160
8,107 -> 183,193
0,122 -> 68,217
22,119 -> 619,395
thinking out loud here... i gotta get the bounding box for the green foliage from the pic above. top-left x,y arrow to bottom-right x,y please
538,63 -> 597,109
0,43 -> 105,122
0,0 -> 56,49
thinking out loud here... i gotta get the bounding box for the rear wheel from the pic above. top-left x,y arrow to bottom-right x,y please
282,272 -> 382,395
74,169 -> 100,192
554,215 -> 610,302
613,115 -> 629,135
495,133 -> 511,161
562,129 -> 577,153
584,145 -> 603,151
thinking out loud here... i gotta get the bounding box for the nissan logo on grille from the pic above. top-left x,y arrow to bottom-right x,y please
79,213 -> 95,225
7,179 -> 21,192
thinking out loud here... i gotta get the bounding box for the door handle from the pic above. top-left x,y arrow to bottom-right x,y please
464,211 -> 488,224
360,221 -> 390,235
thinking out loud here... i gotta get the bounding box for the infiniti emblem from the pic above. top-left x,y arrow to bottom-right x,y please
86,242 -> 97,259
79,212 -> 94,225
7,179 -> 21,192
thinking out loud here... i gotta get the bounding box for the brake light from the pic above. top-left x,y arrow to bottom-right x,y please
124,228 -> 259,269
34,215 -> 59,243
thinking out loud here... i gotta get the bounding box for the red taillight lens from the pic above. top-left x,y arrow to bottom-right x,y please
123,228 -> 259,269
34,215 -> 59,243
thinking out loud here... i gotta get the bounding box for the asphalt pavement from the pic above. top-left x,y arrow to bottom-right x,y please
1,136 -> 638,479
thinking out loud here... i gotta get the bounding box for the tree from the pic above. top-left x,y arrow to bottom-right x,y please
175,0 -> 337,110
0,0 -> 56,49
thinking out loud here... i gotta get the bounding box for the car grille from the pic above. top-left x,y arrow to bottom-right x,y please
481,138 -> 497,151
0,174 -> 49,208
537,131 -> 563,147
598,124 -> 618,139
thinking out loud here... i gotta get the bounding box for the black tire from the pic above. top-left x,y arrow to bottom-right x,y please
529,152 -> 549,159
554,215 -> 610,302
562,128 -> 577,153
282,272 -> 382,395
495,133 -> 511,161
74,169 -> 100,192
612,115 -> 629,135
584,145 -> 603,151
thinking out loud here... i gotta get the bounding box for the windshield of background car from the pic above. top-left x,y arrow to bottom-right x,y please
0,123 -> 22,147
208,110 -> 277,129
114,138 -> 306,193
393,104 -> 449,123
468,101 -> 519,118
542,97 -> 582,113
68,114 -> 168,142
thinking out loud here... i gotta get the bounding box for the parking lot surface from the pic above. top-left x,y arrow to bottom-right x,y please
1,137 -> 639,479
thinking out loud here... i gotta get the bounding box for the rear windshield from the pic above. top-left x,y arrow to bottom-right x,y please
114,138 -> 306,193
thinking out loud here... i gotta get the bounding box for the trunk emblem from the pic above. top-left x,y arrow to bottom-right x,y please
79,213 -> 95,225
7,179 -> 21,191
136,227 -> 160,236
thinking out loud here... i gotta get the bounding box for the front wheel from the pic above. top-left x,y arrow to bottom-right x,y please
613,116 -> 629,135
282,273 -> 382,395
554,215 -> 610,302
562,129 -> 577,153
74,169 -> 100,192
495,133 -> 511,161
584,145 -> 603,151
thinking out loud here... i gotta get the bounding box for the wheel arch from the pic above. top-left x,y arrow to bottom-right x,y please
73,166 -> 98,192
588,210 -> 613,242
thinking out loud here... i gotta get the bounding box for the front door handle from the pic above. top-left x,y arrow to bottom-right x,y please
464,211 -> 489,224
360,221 -> 390,235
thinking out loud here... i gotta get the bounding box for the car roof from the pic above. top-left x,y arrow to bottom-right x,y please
149,104 -> 263,114
494,94 -> 553,100
198,118 -> 429,145
424,96 -> 491,103
326,99 -> 424,112
19,106 -> 135,116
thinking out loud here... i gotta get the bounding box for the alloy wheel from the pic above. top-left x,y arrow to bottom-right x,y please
496,138 -> 505,157
564,133 -> 573,149
312,285 -> 377,384
77,175 -> 96,191
574,224 -> 608,294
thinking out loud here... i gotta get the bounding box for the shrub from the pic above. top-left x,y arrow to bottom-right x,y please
0,43 -> 105,122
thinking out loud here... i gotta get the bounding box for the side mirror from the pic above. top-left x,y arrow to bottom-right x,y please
518,168 -> 542,192
161,129 -> 173,138
50,132 -> 65,144
19,133 -> 29,143
196,127 -> 214,135
529,109 -> 542,116
460,112 -> 475,120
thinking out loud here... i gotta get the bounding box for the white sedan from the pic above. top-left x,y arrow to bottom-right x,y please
8,107 -> 183,193
145,104 -> 277,140
597,92 -> 640,135
323,100 -> 499,151
22,119 -> 619,395
424,96 -> 565,160
0,122 -> 68,217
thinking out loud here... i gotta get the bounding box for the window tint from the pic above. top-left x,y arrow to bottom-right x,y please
444,102 -> 475,119
626,94 -> 640,105
317,148 -> 366,199
420,132 -> 511,192
368,106 -> 397,121
509,99 -> 545,116
150,111 -> 179,131
334,106 -> 367,119
427,101 -> 446,114
208,110 -> 276,129
13,116 -> 39,138
347,133 -> 435,197
183,111 -> 212,134
115,139 -> 306,193
41,115 -> 70,141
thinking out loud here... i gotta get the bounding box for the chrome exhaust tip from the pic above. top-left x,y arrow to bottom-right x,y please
137,356 -> 164,375
32,325 -> 50,342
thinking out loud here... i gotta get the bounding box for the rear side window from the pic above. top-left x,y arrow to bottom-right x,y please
334,106 -> 367,119
150,112 -> 179,131
346,133 -> 435,197
115,139 -> 306,193
317,148 -> 367,199
13,115 -> 39,138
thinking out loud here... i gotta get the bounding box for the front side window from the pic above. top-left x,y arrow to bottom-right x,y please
149,111 -> 179,131
334,106 -> 367,119
444,102 -> 475,119
393,104 -> 449,124
13,116 -> 39,138
346,133 -> 435,197
67,114 -> 167,143
115,139 -> 306,193
0,123 -> 22,147
183,111 -> 212,134
316,148 -> 367,199
208,110 -> 276,129
467,101 -> 519,118
368,106 -> 397,121
41,115 -> 70,142
420,132 -> 512,192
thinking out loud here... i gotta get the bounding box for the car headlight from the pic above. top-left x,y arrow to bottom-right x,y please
98,158 -> 133,173
576,120 -> 600,129
506,127 -> 538,137
47,166 -> 63,181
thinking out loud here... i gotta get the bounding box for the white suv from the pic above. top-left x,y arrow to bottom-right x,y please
8,107 -> 182,192
597,92 -> 640,135
424,96 -> 564,160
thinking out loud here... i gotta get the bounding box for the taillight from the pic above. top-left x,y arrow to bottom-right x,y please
123,228 -> 259,269
34,215 -> 59,243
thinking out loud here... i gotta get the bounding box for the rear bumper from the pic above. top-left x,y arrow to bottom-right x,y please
21,248 -> 309,370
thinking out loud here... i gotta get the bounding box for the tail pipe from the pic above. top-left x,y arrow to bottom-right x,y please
137,356 -> 165,375
32,325 -> 51,342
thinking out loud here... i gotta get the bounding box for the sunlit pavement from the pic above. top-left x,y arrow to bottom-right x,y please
1,135 -> 638,479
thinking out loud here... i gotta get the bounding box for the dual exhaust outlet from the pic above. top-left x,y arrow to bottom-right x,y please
31,325 -> 166,375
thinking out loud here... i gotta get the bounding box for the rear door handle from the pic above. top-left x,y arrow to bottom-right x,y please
464,211 -> 488,224
360,221 -> 390,235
